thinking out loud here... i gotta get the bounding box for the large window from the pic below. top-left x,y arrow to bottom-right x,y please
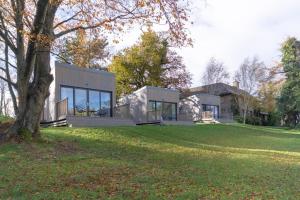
148,101 -> 177,121
60,86 -> 112,117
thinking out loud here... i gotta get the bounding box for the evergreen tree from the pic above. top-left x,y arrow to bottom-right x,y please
277,37 -> 300,127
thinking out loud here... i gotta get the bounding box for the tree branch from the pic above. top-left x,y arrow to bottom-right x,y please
50,51 -> 70,64
0,58 -> 17,69
54,13 -> 131,39
0,74 -> 17,88
0,12 -> 17,53
53,11 -> 81,29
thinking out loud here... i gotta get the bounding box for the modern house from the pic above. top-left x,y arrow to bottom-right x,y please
181,82 -> 263,123
42,62 -> 263,126
118,86 -> 192,125
179,92 -> 221,122
42,62 -> 134,126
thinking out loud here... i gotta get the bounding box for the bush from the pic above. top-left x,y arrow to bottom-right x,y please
234,116 -> 244,123
234,115 -> 261,125
246,116 -> 261,125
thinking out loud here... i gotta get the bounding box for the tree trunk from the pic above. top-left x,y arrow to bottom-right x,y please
7,45 -> 53,139
7,73 -> 52,139
5,1 -> 58,140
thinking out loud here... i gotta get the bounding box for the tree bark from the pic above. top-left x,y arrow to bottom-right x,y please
6,0 -> 57,139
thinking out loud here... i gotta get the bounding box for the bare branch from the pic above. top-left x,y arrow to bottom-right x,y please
0,58 -> 17,69
0,12 -> 17,53
53,11 -> 81,29
54,14 -> 131,39
0,74 -> 17,88
50,51 -> 70,64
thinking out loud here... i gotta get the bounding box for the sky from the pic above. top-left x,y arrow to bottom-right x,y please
116,0 -> 300,86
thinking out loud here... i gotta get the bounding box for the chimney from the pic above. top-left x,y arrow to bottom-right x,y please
233,81 -> 239,88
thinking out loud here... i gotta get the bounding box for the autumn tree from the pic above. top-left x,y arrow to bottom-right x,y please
56,28 -> 109,68
277,37 -> 300,127
108,30 -> 191,97
0,0 -> 191,140
234,57 -> 266,124
201,57 -> 229,85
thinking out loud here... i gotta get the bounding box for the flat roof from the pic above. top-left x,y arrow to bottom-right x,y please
134,86 -> 179,94
55,62 -> 115,77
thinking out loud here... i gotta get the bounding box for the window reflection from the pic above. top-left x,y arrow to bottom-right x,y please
61,87 -> 74,115
89,90 -> 100,116
100,92 -> 111,117
75,88 -> 87,116
60,86 -> 112,117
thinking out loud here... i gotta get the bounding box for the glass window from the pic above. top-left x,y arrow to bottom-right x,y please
171,103 -> 177,120
203,104 -> 219,119
89,90 -> 100,116
162,102 -> 177,121
75,88 -> 87,116
61,87 -> 74,115
156,102 -> 162,120
100,92 -> 111,117
148,101 -> 156,121
148,101 -> 177,121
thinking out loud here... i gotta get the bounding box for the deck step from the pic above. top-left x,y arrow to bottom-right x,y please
40,118 -> 67,127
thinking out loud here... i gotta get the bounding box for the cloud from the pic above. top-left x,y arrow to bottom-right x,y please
182,0 -> 300,85
115,0 -> 300,86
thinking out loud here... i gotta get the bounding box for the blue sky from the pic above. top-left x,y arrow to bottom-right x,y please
117,0 -> 300,86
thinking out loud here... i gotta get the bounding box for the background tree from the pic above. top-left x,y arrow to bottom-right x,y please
234,57 -> 266,124
0,0 -> 191,139
277,37 -> 300,127
201,57 -> 229,85
258,81 -> 281,113
108,30 -> 191,97
56,29 -> 109,69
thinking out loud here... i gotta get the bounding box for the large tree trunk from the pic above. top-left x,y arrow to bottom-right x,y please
7,49 -> 53,138
5,1 -> 57,140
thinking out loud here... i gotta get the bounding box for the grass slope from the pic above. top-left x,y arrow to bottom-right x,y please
0,124 -> 300,199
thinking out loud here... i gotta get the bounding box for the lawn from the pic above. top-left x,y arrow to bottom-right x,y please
0,124 -> 300,199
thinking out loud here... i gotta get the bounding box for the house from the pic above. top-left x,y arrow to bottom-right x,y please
42,62 -> 134,126
181,82 -> 259,122
179,92 -> 221,122
42,62 -> 260,127
118,86 -> 193,125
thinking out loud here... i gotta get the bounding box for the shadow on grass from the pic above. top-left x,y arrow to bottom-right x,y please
1,125 -> 300,199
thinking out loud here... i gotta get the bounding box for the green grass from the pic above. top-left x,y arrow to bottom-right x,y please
1,124 -> 300,199
0,115 -> 13,123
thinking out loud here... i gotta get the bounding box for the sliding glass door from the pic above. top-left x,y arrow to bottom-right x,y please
202,104 -> 219,119
148,101 -> 177,121
60,86 -> 112,117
